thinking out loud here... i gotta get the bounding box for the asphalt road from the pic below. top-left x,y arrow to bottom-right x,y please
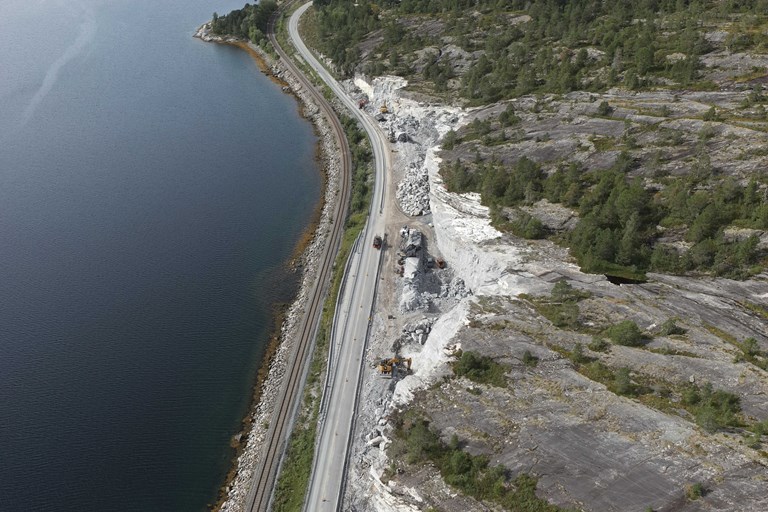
286,3 -> 393,510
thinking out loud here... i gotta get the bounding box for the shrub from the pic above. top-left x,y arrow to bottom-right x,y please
570,343 -> 592,364
511,212 -> 546,239
499,104 -> 522,126
685,482 -> 704,500
682,382 -> 742,432
580,360 -> 615,384
441,129 -> 458,150
659,318 -> 686,336
612,367 -> 636,396
453,351 -> 508,387
523,350 -> 539,367
740,337 -> 761,357
391,417 -> 566,511
702,106 -> 719,121
551,280 -> 591,303
606,320 -> 646,346
588,337 -> 610,352
597,101 -> 613,116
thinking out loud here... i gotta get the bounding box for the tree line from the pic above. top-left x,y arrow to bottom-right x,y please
210,1 -> 277,44
304,0 -> 768,101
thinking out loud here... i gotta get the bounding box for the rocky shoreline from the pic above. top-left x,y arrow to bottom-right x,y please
194,23 -> 342,512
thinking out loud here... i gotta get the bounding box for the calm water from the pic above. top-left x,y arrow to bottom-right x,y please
0,1 -> 320,510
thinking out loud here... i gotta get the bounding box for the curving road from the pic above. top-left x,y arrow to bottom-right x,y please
285,3 -> 394,511
242,1 -> 354,510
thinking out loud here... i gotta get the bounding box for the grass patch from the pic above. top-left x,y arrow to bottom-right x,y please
648,346 -> 700,358
704,324 -> 768,370
685,482 -> 705,500
590,136 -> 619,151
741,300 -> 768,320
704,323 -> 740,345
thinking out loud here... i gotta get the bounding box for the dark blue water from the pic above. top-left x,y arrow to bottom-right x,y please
0,1 -> 320,510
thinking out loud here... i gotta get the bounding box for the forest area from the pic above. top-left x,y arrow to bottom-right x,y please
307,0 -> 768,101
210,0 -> 768,280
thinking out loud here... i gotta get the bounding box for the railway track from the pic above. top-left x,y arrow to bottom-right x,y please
243,2 -> 353,511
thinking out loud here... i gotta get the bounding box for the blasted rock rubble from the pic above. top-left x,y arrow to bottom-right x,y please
210,37 -> 343,512
351,76 -> 462,218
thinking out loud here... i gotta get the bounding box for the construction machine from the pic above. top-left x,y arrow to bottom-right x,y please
376,357 -> 412,377
380,103 -> 389,114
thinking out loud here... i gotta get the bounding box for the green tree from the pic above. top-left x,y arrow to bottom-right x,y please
612,367 -> 635,396
442,129 -> 458,150
597,100 -> 613,116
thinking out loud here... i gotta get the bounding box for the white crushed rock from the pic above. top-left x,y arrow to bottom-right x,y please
393,298 -> 471,406
353,75 -> 464,217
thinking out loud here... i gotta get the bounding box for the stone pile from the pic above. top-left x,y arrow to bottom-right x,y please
402,317 -> 436,345
439,277 -> 471,299
396,161 -> 431,216
399,228 -> 427,311
401,228 -> 423,257
193,23 -> 240,43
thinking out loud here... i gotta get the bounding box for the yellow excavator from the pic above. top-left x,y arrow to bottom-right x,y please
376,357 -> 412,377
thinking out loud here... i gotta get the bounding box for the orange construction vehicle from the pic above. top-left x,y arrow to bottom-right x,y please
376,357 -> 412,377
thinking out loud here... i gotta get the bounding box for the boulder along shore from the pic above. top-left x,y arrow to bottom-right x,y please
194,22 -> 342,512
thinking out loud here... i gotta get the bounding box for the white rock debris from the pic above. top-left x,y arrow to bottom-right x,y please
353,76 -> 464,217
